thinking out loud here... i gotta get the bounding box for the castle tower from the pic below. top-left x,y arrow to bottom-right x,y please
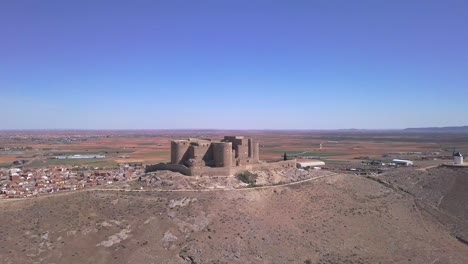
171,140 -> 190,164
454,152 -> 464,165
254,142 -> 260,161
213,142 -> 232,167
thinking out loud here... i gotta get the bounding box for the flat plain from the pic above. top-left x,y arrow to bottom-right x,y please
2,130 -> 468,168
1,130 -> 468,264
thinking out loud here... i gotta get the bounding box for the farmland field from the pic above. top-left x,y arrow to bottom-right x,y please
1,130 -> 468,168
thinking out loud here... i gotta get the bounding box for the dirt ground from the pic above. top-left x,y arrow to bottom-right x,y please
133,168 -> 331,191
1,130 -> 468,263
1,170 -> 467,264
372,166 -> 468,243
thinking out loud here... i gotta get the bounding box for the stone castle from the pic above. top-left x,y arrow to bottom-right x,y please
146,136 -> 296,176
171,136 -> 260,168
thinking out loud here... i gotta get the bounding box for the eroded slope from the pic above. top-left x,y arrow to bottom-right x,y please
1,173 -> 467,264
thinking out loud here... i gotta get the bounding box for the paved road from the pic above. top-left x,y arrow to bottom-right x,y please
416,165 -> 440,171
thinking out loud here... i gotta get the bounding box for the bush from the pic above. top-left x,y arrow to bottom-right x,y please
237,171 -> 258,184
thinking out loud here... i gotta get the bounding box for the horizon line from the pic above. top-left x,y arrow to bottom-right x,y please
0,126 -> 467,132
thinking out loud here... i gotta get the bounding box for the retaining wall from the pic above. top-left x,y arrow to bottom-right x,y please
145,159 -> 297,176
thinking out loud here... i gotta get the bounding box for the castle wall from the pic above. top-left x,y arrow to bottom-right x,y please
145,163 -> 191,175
160,136 -> 269,176
188,142 -> 211,166
190,166 -> 232,176
203,144 -> 214,166
224,137 -> 246,156
224,136 -> 243,144
236,144 -> 248,160
146,160 -> 297,176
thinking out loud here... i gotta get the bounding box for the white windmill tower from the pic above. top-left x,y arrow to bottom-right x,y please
453,151 -> 463,165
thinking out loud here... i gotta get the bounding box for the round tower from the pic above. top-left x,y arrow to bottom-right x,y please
171,141 -> 190,164
454,152 -> 464,165
213,142 -> 232,167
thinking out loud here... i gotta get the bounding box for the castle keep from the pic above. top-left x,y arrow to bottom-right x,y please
171,136 -> 260,168
146,136 -> 296,176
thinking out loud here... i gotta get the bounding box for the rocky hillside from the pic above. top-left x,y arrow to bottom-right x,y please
1,172 -> 467,263
373,166 -> 468,243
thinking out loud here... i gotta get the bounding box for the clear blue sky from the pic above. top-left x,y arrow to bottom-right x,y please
1,0 -> 467,129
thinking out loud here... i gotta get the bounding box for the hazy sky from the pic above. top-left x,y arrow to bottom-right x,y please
1,0 -> 467,129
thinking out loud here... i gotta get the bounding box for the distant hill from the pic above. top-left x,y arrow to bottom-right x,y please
404,126 -> 468,132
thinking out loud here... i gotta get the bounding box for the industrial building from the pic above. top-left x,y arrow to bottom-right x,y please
392,159 -> 413,166
296,160 -> 326,169
53,154 -> 106,160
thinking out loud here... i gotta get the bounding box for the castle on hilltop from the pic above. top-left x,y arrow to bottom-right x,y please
146,136 -> 296,176
171,136 -> 259,168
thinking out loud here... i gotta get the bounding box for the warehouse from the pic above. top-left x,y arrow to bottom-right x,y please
392,159 -> 413,166
296,160 -> 326,168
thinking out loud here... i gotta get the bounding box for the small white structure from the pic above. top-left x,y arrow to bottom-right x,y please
392,159 -> 413,166
54,154 -> 106,159
297,160 -> 325,168
453,152 -> 464,165
9,168 -> 21,175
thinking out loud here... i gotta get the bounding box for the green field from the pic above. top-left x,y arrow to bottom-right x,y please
135,151 -> 170,157
0,162 -> 11,168
265,150 -> 342,157
25,158 -> 119,169
48,149 -> 133,156
321,159 -> 353,165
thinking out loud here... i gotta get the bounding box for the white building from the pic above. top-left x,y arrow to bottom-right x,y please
297,160 -> 326,168
453,152 -> 463,165
9,168 -> 21,175
392,159 -> 413,166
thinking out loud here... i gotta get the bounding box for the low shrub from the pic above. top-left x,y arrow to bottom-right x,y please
237,171 -> 258,185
